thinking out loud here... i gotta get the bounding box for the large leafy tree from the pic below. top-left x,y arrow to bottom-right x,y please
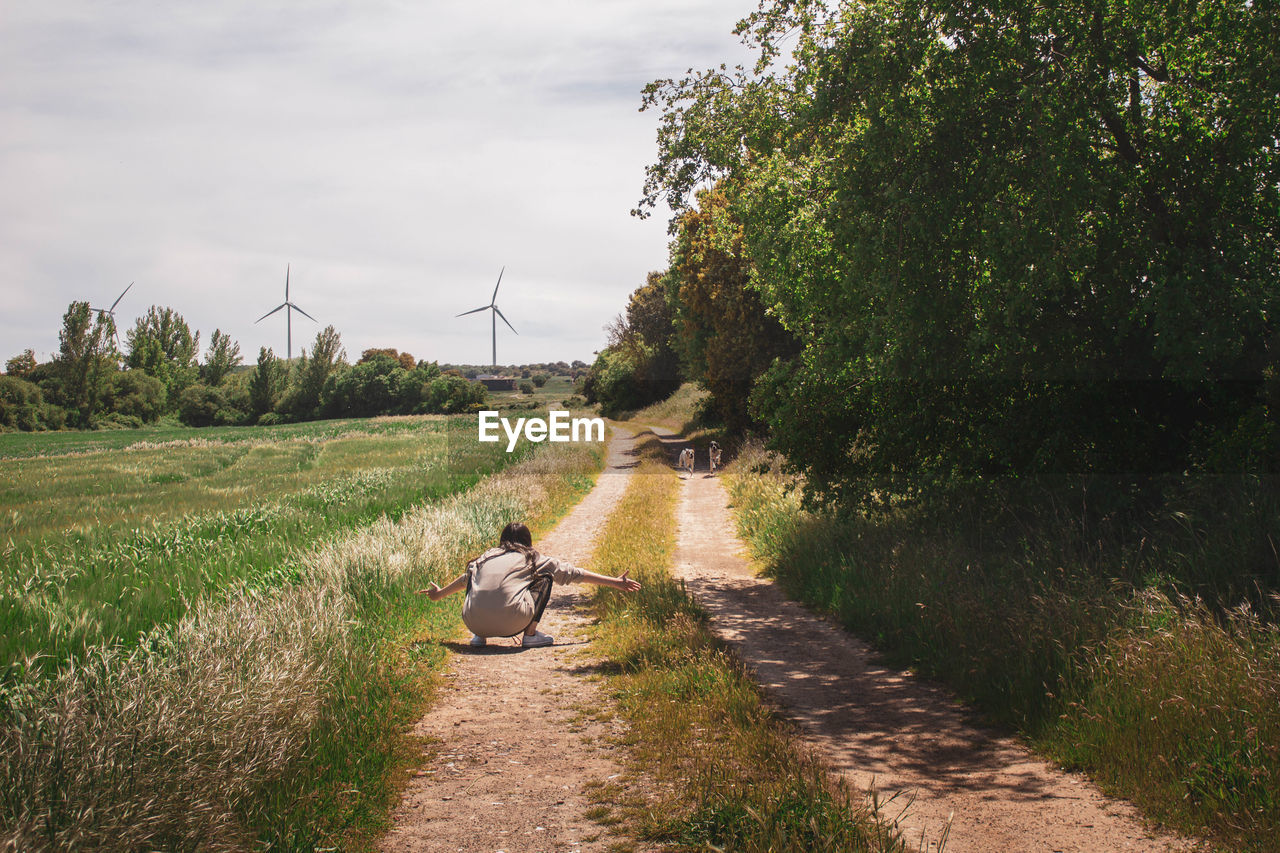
642,0 -> 1280,507
280,326 -> 345,420
669,187 -> 797,433
201,329 -> 242,387
126,306 -> 201,409
248,347 -> 288,419
53,301 -> 117,427
583,273 -> 682,417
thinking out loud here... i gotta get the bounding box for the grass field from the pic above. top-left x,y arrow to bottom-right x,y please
1,411 -> 605,850
485,374 -> 584,409
1,415 -> 520,671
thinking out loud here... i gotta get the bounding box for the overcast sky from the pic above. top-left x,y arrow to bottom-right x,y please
0,1 -> 756,368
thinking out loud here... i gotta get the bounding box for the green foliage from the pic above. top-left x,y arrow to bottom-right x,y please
358,348 -> 417,370
643,0 -> 1280,509
126,306 -> 200,412
326,353 -> 404,417
4,350 -> 36,379
279,325 -> 345,420
583,347 -> 651,417
200,328 -> 242,387
105,369 -> 165,423
531,372 -> 549,388
418,373 -> 486,414
177,383 -> 247,427
518,380 -> 534,395
669,189 -> 797,433
53,302 -> 117,427
584,273 -> 683,416
248,347 -> 288,420
0,376 -> 63,432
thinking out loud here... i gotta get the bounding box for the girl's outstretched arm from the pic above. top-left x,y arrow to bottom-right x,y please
577,569 -> 641,592
417,573 -> 467,601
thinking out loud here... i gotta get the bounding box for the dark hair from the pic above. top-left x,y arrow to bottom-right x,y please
498,521 -> 537,569
500,521 -> 533,549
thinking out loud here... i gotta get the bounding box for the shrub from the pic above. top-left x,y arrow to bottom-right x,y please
418,374 -> 486,414
177,384 -> 226,427
0,375 -> 47,431
107,369 -> 166,423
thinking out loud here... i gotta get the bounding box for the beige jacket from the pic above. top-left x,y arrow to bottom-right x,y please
461,547 -> 585,638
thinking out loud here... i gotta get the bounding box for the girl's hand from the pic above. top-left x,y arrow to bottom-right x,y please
616,571 -> 641,593
418,582 -> 443,601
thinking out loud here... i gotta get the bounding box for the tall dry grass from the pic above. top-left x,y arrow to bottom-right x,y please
724,439 -> 1280,851
0,440 -> 601,850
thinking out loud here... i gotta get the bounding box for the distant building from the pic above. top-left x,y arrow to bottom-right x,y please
475,374 -> 516,391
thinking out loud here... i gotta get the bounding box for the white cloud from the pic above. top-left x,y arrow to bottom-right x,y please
0,0 -> 756,366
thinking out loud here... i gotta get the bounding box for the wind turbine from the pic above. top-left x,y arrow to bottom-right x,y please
456,267 -> 517,370
90,282 -> 133,348
255,264 -> 316,361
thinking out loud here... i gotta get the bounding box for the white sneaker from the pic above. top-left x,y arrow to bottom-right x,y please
521,631 -> 554,648
469,634 -> 486,647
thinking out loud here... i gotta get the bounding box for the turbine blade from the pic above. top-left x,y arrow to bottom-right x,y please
493,305 -> 518,335
490,266 -> 504,305
110,281 -> 134,312
285,264 -> 290,300
256,304 -> 286,323
456,305 -> 490,317
291,304 -> 318,323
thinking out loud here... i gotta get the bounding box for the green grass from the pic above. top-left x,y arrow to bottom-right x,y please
486,374 -> 583,409
1,434 -> 606,850
0,414 -> 441,460
584,432 -> 900,853
1,415 -> 524,671
724,440 -> 1280,852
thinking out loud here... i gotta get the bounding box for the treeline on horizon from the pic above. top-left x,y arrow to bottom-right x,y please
0,302 -> 593,432
0,306 -> 483,430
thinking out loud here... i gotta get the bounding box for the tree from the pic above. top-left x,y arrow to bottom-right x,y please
5,350 -> 36,378
126,306 -> 200,409
668,189 -> 796,432
326,352 -> 403,417
248,347 -> 288,420
0,376 -> 60,431
360,348 -> 417,370
106,369 -> 165,423
642,0 -> 1280,508
201,329 -> 242,387
53,301 -> 116,427
583,273 -> 684,417
280,326 -> 345,420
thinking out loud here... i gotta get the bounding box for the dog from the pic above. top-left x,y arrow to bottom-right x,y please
708,441 -> 722,474
677,447 -> 695,476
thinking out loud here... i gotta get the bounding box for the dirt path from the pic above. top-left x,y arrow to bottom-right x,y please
379,429 -> 643,853
660,432 -> 1201,853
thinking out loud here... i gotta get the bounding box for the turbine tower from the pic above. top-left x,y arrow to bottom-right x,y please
90,282 -> 133,348
456,267 -> 517,370
255,264 -> 316,361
